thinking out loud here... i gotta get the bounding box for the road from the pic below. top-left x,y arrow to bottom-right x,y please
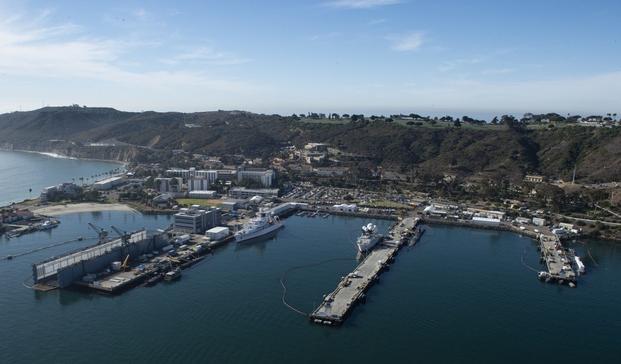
555,213 -> 621,227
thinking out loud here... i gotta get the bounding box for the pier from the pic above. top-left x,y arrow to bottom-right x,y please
537,234 -> 577,286
310,217 -> 419,326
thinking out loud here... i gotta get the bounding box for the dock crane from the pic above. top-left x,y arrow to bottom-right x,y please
88,223 -> 108,245
111,225 -> 132,269
110,226 -> 130,246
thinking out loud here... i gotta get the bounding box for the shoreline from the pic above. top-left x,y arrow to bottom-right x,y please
32,202 -> 137,216
1,148 -> 128,166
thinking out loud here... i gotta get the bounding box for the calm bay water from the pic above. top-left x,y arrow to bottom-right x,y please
0,150 -> 123,206
1,211 -> 620,363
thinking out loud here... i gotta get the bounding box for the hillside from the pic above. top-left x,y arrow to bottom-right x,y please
0,106 -> 620,182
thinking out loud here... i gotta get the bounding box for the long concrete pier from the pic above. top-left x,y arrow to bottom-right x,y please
310,217 -> 419,326
537,234 -> 577,285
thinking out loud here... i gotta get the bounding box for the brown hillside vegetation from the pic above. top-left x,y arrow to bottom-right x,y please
1,106 -> 619,182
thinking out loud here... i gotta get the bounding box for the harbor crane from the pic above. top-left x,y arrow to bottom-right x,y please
111,225 -> 131,267
88,223 -> 108,245
110,226 -> 130,246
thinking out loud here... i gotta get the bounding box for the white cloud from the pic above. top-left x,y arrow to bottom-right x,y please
0,13 -> 254,92
437,57 -> 482,72
480,68 -> 516,75
134,8 -> 147,19
388,32 -> 424,51
306,32 -> 342,41
163,47 -> 252,66
368,18 -> 387,25
324,0 -> 401,9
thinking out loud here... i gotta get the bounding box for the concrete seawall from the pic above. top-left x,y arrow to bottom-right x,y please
299,206 -> 397,221
421,217 -> 540,239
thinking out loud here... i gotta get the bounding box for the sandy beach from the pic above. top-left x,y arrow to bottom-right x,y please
33,203 -> 136,216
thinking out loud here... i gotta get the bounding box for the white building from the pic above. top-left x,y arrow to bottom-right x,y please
166,168 -> 218,182
229,187 -> 279,199
173,208 -> 221,234
155,177 -> 182,194
467,208 -> 506,221
472,216 -> 501,225
332,204 -> 357,212
304,143 -> 329,152
189,177 -> 217,191
166,166 -> 274,187
237,168 -> 275,187
205,226 -> 229,240
188,190 -> 217,199
93,176 -> 125,191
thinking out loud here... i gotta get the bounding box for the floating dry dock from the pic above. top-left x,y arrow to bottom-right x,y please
31,229 -> 172,292
310,217 -> 419,326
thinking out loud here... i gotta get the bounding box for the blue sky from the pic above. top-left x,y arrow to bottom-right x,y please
0,0 -> 619,118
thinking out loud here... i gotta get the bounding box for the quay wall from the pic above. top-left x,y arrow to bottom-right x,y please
299,206 -> 396,221
421,217 -> 540,239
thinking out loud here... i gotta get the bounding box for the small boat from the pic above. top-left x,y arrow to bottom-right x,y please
39,219 -> 59,231
574,256 -> 586,275
164,268 -> 181,281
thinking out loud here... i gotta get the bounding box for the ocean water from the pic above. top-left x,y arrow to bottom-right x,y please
1,212 -> 620,363
0,150 -> 123,206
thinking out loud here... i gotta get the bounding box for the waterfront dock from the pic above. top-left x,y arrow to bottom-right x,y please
537,234 -> 577,285
422,216 -> 579,286
310,217 -> 419,326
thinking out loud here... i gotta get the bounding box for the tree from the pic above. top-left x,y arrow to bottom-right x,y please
453,119 -> 461,128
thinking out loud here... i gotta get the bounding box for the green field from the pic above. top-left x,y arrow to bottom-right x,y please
297,117 -> 508,131
365,200 -> 412,209
297,117 -> 574,131
175,198 -> 223,207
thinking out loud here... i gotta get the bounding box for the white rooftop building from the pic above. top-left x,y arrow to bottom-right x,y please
93,176 -> 125,191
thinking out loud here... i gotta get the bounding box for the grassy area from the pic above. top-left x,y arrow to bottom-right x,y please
297,117 -> 348,125
296,117 -> 578,131
296,117 -> 508,131
365,199 -> 412,209
176,198 -> 223,207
